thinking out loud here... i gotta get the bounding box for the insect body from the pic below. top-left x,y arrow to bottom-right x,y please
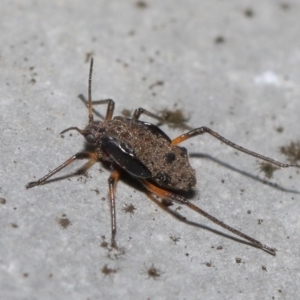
83,116 -> 196,190
26,59 -> 300,255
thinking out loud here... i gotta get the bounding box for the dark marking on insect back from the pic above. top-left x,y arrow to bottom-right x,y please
165,152 -> 176,163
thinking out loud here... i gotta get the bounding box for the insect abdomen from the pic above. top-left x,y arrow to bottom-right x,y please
108,118 -> 196,190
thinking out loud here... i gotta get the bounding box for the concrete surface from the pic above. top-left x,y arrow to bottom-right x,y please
1,0 -> 300,299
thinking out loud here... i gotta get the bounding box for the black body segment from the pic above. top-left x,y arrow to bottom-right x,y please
101,135 -> 152,178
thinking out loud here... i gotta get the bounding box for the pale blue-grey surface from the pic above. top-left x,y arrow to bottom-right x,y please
1,1 -> 300,299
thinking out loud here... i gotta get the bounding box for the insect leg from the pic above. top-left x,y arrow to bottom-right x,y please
78,94 -> 115,121
26,152 -> 97,189
172,126 -> 300,169
107,170 -> 121,249
141,180 -> 276,256
76,157 -> 97,175
89,99 -> 115,121
133,107 -> 165,122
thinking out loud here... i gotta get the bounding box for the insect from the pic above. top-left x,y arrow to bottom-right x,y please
26,58 -> 300,256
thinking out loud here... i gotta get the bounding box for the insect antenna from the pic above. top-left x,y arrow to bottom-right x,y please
59,60 -> 95,136
88,57 -> 94,123
60,127 -> 84,135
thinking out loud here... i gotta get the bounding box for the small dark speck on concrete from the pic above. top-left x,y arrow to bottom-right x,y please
149,80 -> 164,90
258,219 -> 263,225
280,141 -> 300,164
128,30 -> 135,36
204,261 -> 213,267
262,266 -> 267,271
101,240 -> 109,249
259,162 -> 279,179
100,236 -> 109,249
57,215 -> 71,229
144,264 -> 163,280
122,203 -> 136,216
215,36 -> 225,44
244,8 -> 254,17
235,257 -> 242,264
170,235 -> 180,244
135,1 -> 148,9
102,264 -> 117,276
280,3 -> 290,10
0,198 -> 6,204
11,223 -> 18,228
157,107 -> 191,130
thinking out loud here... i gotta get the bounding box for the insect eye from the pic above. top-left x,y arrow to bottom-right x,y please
85,133 -> 95,143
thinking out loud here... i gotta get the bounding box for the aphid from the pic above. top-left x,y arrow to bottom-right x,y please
26,59 -> 300,256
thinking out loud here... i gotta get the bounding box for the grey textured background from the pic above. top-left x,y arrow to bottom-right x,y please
1,1 -> 300,299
